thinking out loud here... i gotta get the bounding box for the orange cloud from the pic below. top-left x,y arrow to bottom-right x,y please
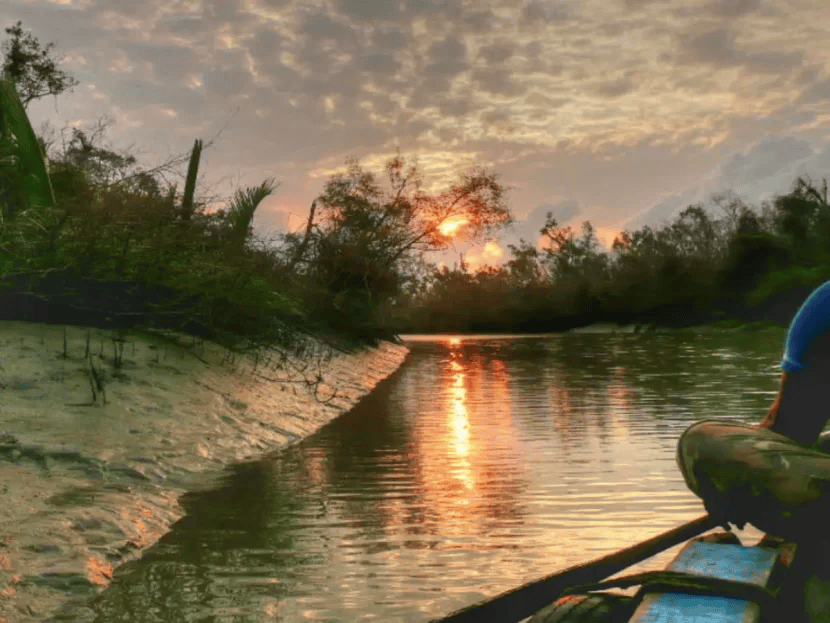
594,227 -> 623,249
464,241 -> 504,270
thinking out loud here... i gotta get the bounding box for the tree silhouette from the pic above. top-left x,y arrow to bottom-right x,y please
1,21 -> 79,107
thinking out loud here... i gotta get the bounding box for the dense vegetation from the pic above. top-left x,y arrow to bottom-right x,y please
0,23 -> 511,348
2,22 -> 827,346
397,181 -> 830,333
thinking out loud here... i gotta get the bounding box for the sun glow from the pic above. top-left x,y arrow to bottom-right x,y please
438,216 -> 469,237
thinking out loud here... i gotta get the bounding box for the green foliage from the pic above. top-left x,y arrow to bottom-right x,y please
746,265 -> 830,308
402,175 -> 830,333
60,125 -> 137,188
0,76 -> 55,215
1,21 -> 79,108
223,178 -> 277,250
283,154 -> 512,336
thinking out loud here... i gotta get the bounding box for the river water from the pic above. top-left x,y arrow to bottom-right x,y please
62,330 -> 787,622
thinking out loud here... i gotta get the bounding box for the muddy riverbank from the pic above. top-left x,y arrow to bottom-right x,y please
0,321 -> 408,622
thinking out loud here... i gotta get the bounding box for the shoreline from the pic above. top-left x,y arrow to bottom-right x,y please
0,321 -> 409,622
567,320 -> 785,334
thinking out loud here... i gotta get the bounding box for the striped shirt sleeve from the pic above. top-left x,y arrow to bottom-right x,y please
782,280 -> 830,373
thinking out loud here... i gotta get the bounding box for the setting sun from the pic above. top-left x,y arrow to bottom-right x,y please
438,216 -> 469,237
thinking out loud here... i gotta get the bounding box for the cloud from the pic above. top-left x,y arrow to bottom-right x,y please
253,206 -> 290,234
718,135 -> 815,187
478,43 -> 515,65
705,0 -> 761,17
358,52 -> 401,75
472,67 -> 524,96
464,10 -> 497,32
511,199 -> 582,243
621,0 -> 670,9
521,0 -> 572,23
337,0 -> 401,21
464,241 -> 505,270
798,78 -> 830,105
370,27 -> 409,52
678,28 -> 741,67
203,66 -> 254,98
623,135 -> 826,232
592,76 -> 635,98
9,0 -> 830,255
425,37 -> 468,78
249,29 -> 283,68
298,9 -> 355,43
623,186 -> 705,231
674,27 -> 804,74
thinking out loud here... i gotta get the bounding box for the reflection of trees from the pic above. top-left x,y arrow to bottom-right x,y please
89,460 -> 312,621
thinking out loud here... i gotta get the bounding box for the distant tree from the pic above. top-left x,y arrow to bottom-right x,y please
222,178 -> 278,251
1,20 -> 79,107
60,125 -> 138,188
506,239 -> 546,286
666,205 -> 721,265
284,154 -> 512,327
773,176 -> 830,262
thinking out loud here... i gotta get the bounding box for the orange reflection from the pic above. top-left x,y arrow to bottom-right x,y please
449,364 -> 473,491
400,340 -> 525,541
291,339 -> 528,557
607,367 -> 633,441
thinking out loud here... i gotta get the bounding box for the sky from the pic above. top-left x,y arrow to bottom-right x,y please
5,0 -> 830,269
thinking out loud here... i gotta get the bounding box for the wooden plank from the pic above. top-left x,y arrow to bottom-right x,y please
629,542 -> 780,623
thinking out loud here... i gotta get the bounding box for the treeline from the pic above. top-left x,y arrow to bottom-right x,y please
3,22 -> 827,345
395,179 -> 830,333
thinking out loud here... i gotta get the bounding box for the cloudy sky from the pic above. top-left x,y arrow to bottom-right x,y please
6,0 -> 830,268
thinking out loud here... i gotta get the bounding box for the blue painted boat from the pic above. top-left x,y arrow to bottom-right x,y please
527,420 -> 830,623
529,531 -> 798,623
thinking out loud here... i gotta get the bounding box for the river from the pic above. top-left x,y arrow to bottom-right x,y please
59,329 -> 787,622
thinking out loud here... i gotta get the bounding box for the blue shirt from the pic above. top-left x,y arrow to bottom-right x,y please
782,280 -> 830,373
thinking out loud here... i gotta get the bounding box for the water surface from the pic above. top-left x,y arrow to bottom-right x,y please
66,330 -> 787,622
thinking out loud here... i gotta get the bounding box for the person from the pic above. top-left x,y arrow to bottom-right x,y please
760,280 -> 830,445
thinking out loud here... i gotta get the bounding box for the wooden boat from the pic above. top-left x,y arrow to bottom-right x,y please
433,420 -> 830,623
528,530 -> 803,623
527,420 -> 830,623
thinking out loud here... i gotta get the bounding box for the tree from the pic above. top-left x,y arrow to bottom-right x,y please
667,204 -> 721,265
506,239 -> 546,286
222,178 -> 278,251
285,154 -> 512,325
1,21 -> 79,107
60,125 -> 137,188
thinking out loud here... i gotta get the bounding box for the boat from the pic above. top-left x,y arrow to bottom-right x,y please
527,420 -> 830,623
432,420 -> 830,623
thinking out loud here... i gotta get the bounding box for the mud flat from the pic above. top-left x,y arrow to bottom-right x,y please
0,321 -> 409,622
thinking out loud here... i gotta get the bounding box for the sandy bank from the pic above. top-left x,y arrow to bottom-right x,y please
0,321 -> 408,622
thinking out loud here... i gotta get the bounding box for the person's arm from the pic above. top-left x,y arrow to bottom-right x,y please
761,281 -> 830,429
760,371 -> 789,428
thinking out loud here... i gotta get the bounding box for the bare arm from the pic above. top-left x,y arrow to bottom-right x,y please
760,371 -> 789,428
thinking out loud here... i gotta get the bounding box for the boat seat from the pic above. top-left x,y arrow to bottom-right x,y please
626,535 -> 791,623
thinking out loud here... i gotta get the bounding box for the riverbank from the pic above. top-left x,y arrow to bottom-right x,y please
0,321 -> 408,623
567,319 -> 784,334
